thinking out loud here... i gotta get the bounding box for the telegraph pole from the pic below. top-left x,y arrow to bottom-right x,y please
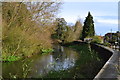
111,29 -> 112,40
110,29 -> 113,48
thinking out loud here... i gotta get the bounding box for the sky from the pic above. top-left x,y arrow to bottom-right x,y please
58,2 -> 119,36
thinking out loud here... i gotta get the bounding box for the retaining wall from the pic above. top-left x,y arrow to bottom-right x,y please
91,43 -> 120,80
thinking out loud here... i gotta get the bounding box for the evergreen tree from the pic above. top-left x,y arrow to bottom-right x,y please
82,12 -> 95,40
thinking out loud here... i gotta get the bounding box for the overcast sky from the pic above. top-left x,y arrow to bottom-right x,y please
58,1 -> 119,36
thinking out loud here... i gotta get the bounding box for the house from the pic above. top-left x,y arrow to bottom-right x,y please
104,31 -> 120,45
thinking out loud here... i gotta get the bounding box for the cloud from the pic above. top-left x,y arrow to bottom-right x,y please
96,19 -> 118,24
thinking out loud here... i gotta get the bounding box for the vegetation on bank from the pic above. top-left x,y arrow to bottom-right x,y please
41,48 -> 54,54
52,18 -> 83,43
2,2 -> 61,61
91,36 -> 102,44
2,55 -> 21,62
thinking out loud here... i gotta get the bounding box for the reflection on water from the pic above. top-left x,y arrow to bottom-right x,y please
2,44 -> 79,78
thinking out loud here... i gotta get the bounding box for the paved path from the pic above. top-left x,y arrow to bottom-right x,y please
118,51 -> 120,79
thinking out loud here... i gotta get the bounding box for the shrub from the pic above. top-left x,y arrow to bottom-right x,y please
42,48 -> 54,54
2,55 -> 21,62
103,42 -> 111,47
91,36 -> 102,44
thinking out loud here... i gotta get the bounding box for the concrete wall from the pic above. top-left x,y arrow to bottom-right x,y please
90,44 -> 113,62
91,44 -> 120,80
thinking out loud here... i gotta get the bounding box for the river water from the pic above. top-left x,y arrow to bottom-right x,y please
2,44 -> 105,78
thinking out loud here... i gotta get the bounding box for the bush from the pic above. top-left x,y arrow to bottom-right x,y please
103,42 -> 111,47
2,55 -> 21,62
2,25 -> 53,61
91,36 -> 102,44
42,48 -> 54,54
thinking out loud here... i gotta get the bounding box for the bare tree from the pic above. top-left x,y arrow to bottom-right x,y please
26,2 -> 61,26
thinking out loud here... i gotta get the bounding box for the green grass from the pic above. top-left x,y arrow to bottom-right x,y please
2,55 -> 21,62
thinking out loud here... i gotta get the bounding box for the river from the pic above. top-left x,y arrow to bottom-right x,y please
2,44 -> 105,78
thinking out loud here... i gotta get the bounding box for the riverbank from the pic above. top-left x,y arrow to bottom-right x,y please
2,39 -> 61,62
2,48 -> 54,62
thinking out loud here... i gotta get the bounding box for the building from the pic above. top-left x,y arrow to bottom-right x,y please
104,31 -> 120,50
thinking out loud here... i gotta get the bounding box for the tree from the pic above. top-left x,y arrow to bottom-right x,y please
81,12 -> 95,40
55,18 -> 67,40
74,20 -> 82,40
63,19 -> 82,43
2,2 -> 61,58
26,2 -> 61,27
